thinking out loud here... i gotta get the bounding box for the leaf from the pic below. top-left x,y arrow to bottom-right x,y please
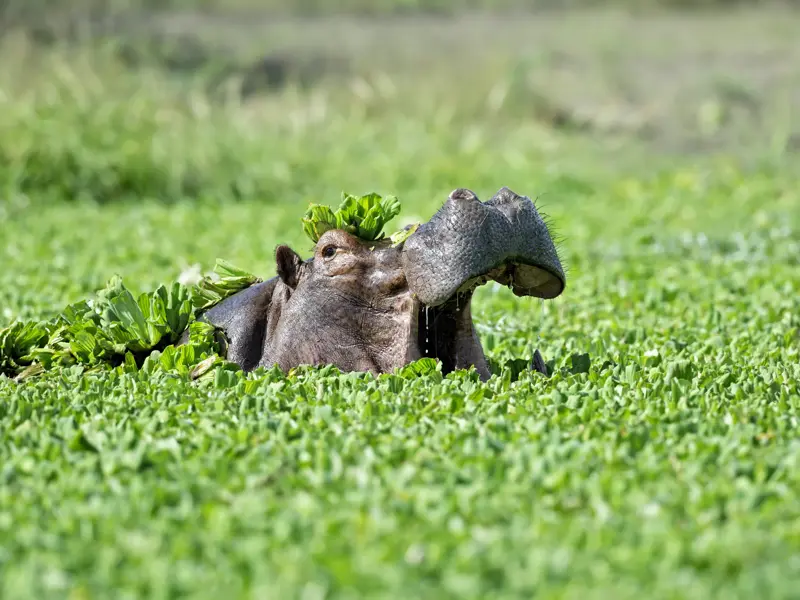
69,328 -> 101,364
301,192 -> 403,243
123,352 -> 138,373
191,260 -> 261,312
390,223 -> 420,247
302,204 -> 341,243
395,357 -> 441,379
214,259 -> 260,280
190,355 -> 220,380
112,289 -> 153,342
0,262 -> 220,378
379,194 -> 401,222
159,345 -> 177,371
15,363 -> 45,381
69,430 -> 100,453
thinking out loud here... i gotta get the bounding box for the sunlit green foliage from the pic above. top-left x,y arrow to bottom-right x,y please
1,12 -> 800,600
302,192 -> 402,243
0,259 -> 267,380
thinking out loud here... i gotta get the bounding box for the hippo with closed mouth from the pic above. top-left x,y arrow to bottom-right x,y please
185,186 -> 565,380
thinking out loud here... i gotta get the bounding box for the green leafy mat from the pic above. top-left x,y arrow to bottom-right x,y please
302,192 -> 402,243
1,191 -> 415,381
0,260 -> 257,381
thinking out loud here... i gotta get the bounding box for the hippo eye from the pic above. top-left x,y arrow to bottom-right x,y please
322,245 -> 336,259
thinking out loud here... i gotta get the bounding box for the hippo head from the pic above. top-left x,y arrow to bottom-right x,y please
194,187 -> 565,380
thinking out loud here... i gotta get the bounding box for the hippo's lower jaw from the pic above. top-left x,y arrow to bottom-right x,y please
411,288 -> 491,380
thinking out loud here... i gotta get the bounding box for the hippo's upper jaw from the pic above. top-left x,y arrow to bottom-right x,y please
398,186 -> 566,379
401,187 -> 565,307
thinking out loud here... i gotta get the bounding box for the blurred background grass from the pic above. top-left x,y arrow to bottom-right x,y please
1,0 -> 798,320
1,0 -> 798,205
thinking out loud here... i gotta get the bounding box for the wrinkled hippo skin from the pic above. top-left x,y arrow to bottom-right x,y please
182,187 -> 565,380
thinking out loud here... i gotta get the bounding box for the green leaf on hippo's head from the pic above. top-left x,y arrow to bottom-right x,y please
358,213 -> 381,241
390,223 -> 420,247
379,194 -> 401,221
301,192 -> 403,243
302,204 -> 341,243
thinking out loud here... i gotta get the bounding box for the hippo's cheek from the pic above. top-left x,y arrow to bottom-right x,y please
367,293 -> 421,373
368,266 -> 407,296
397,295 -> 423,364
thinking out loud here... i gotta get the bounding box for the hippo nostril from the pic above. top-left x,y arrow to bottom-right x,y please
449,188 -> 479,202
488,186 -> 522,205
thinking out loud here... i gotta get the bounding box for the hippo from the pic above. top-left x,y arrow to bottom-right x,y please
185,187 -> 565,380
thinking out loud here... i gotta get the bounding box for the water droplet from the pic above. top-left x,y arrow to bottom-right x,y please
424,306 -> 430,352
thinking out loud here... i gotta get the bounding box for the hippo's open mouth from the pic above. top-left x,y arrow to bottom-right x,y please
414,289 -> 476,375
401,186 -> 566,378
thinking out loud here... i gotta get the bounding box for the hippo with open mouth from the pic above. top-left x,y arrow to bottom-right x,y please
186,187 -> 565,380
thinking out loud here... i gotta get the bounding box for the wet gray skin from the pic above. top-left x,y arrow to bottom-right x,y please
183,186 -> 565,380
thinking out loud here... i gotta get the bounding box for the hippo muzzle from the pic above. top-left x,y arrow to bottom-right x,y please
401,186 -> 565,306
394,186 -> 565,378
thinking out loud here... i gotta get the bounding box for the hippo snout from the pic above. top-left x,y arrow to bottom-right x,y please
401,187 -> 566,307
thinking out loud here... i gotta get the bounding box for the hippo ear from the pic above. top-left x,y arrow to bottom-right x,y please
275,245 -> 303,289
